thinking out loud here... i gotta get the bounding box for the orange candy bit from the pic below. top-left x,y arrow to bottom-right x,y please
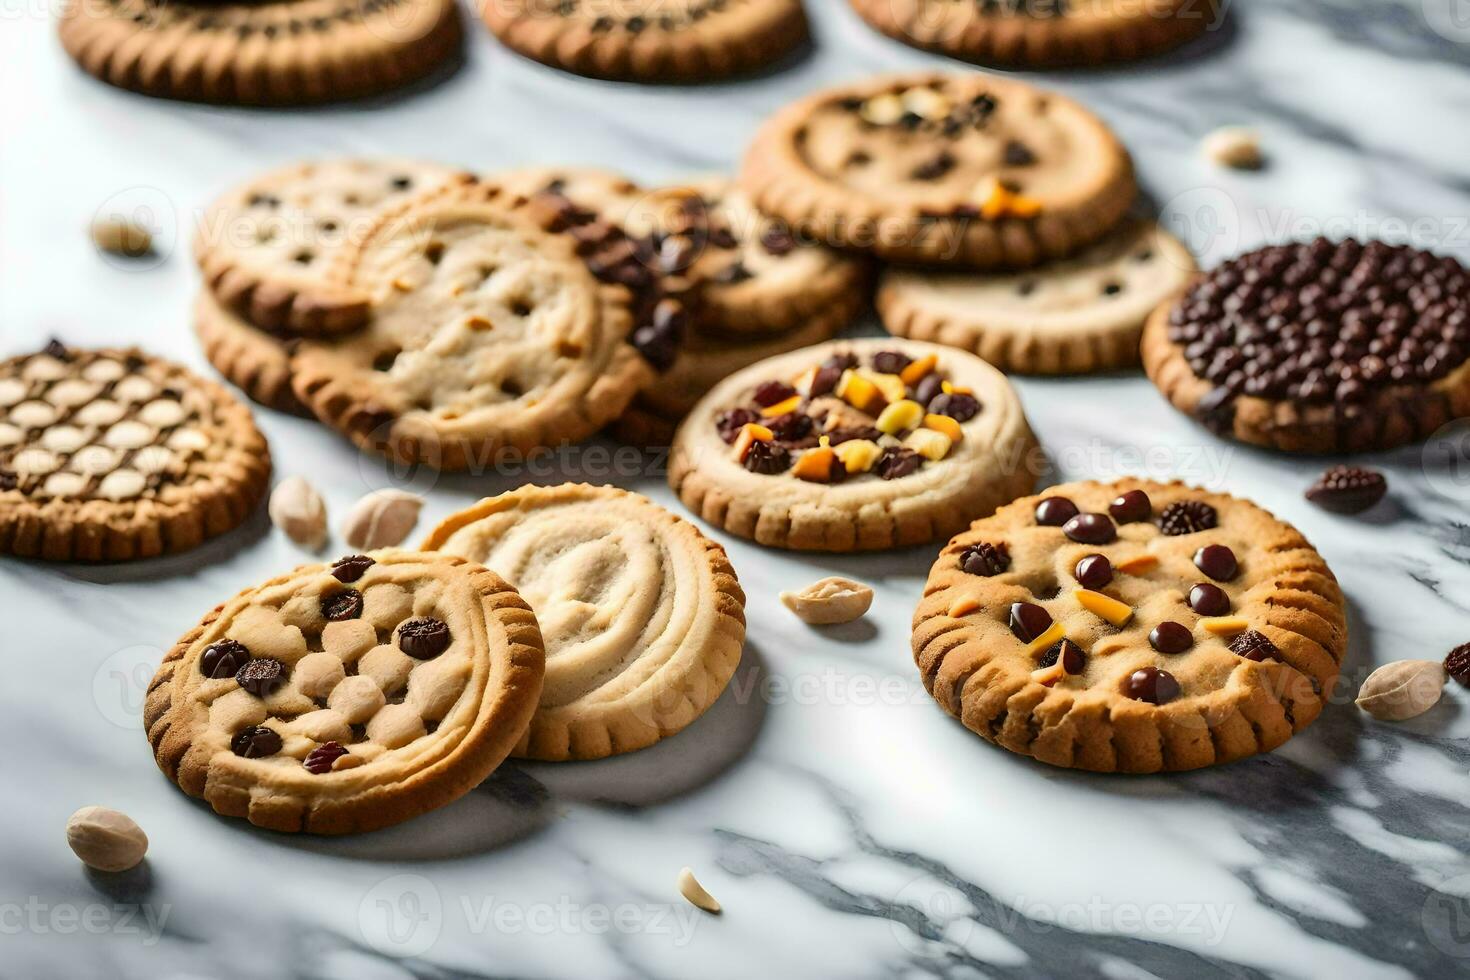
976,177 -> 1044,220
1116,554 -> 1160,575
836,371 -> 886,415
923,414 -> 962,442
760,395 -> 802,417
900,354 -> 938,386
791,446 -> 840,483
733,423 -> 774,461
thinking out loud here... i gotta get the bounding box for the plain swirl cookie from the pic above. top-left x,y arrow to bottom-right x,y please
480,0 -> 808,82
847,0 -> 1222,68
671,338 -> 1039,551
879,218 -> 1196,373
913,480 -> 1346,773
193,290 -> 306,416
0,344 -> 270,561
423,485 -> 746,761
144,551 -> 545,834
740,71 -> 1135,269
289,179 -> 650,470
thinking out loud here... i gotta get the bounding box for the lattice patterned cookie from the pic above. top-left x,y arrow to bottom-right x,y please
0,344 -> 270,561
423,485 -> 745,761
741,72 -> 1135,269
913,480 -> 1346,773
59,0 -> 463,106
878,218 -> 1196,373
847,0 -> 1222,68
480,0 -> 809,82
145,551 -> 545,834
289,179 -> 650,471
671,338 -> 1038,551
196,159 -> 466,335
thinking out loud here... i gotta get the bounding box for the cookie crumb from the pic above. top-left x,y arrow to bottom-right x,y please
677,867 -> 722,914
1202,127 -> 1264,170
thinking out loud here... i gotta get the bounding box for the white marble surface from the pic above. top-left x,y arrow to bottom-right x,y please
5,2 -> 1470,977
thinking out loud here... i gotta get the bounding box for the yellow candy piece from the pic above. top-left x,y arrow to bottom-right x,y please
904,428 -> 954,462
1074,589 -> 1134,627
1200,616 -> 1250,636
1116,554 -> 1160,575
863,371 -> 908,405
941,381 -> 974,396
1023,621 -> 1066,657
948,597 -> 982,618
876,399 -> 924,435
861,93 -> 905,126
899,354 -> 938,386
923,413 -> 962,443
761,395 -> 802,418
976,176 -> 1045,220
834,439 -> 883,474
902,88 -> 950,120
836,371 -> 885,414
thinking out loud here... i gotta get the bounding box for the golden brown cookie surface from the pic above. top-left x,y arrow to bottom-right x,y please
913,480 -> 1346,773
145,551 -> 545,834
0,344 -> 270,561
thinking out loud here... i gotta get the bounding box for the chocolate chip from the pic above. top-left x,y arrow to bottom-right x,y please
960,542 -> 1010,576
0,471 -> 16,492
231,726 -> 282,759
1108,490 -> 1152,524
1009,602 -> 1053,642
200,639 -> 250,679
927,392 -> 980,422
1444,643 -> 1470,688
303,742 -> 349,774
1003,140 -> 1037,166
1188,583 -> 1231,616
42,339 -> 70,361
715,408 -> 760,444
822,352 -> 859,373
808,364 -> 843,398
1074,554 -> 1113,590
1149,621 -> 1193,654
235,658 -> 288,697
760,225 -> 798,256
913,374 -> 944,407
742,441 -> 791,475
876,446 -> 922,480
911,151 -> 957,181
1063,513 -> 1116,545
766,411 -> 814,443
1034,496 -> 1078,527
826,425 -> 884,445
1306,466 -> 1388,515
1228,629 -> 1279,662
1193,544 -> 1238,581
1039,638 -> 1086,675
871,351 -> 913,375
1194,386 -> 1238,434
712,262 -> 753,285
632,323 -> 679,372
752,380 -> 797,407
398,618 -> 451,660
1159,500 -> 1218,536
1125,666 -> 1180,704
321,589 -> 363,622
331,554 -> 375,583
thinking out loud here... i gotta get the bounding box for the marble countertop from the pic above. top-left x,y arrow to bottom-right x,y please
5,2 -> 1470,977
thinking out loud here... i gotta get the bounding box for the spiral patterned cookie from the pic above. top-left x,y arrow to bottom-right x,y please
145,551 -> 545,834
423,485 -> 746,761
913,480 -> 1346,773
0,343 -> 270,561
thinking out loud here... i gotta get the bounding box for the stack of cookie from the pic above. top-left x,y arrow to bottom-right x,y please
192,159 -> 869,464
739,71 -> 1200,376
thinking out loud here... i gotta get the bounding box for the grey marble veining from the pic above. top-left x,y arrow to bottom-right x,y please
4,1 -> 1470,977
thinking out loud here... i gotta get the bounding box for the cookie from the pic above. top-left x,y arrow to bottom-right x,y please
847,0 -> 1221,68
0,343 -> 271,561
193,290 -> 306,416
423,485 -> 745,761
741,72 -> 1136,269
878,219 -> 1195,374
912,480 -> 1346,773
1142,238 -> 1470,453
611,295 -> 855,447
144,551 -> 545,834
289,179 -> 650,471
196,159 -> 465,335
671,338 -> 1038,551
59,0 -> 463,106
479,0 -> 808,82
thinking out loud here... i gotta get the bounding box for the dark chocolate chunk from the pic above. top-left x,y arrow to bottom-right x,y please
1003,140 -> 1037,166
331,554 -> 375,583
1149,621 -> 1193,654
871,351 -> 914,376
235,658 -> 288,697
876,446 -> 922,480
1124,666 -> 1180,704
231,726 -> 282,759
960,542 -> 1010,577
1039,638 -> 1086,675
398,618 -> 451,660
1009,602 -> 1053,642
1306,466 -> 1388,515
43,339 -> 70,361
1444,643 -> 1470,688
321,589 -> 363,622
715,408 -> 759,444
742,441 -> 791,475
201,639 -> 251,679
1228,629 -> 1280,662
752,380 -> 797,407
1193,544 -> 1238,581
927,391 -> 980,422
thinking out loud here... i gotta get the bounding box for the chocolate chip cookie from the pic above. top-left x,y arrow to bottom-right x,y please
0,344 -> 271,561
59,0 -> 463,105
741,72 -> 1136,269
480,0 -> 808,82
671,338 -> 1038,551
423,485 -> 745,761
289,179 -> 650,471
1143,238 -> 1470,453
145,551 -> 545,833
879,218 -> 1195,373
848,0 -> 1222,68
196,159 -> 465,335
914,480 -> 1346,773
